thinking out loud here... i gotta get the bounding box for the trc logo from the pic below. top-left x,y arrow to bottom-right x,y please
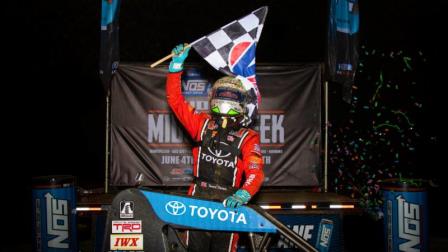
165,201 -> 186,216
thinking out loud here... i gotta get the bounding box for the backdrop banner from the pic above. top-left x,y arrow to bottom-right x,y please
110,63 -> 321,187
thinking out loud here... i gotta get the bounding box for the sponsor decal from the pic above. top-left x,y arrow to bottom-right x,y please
248,161 -> 260,169
200,143 -> 235,168
207,183 -> 228,191
165,201 -> 187,216
384,190 -> 428,252
168,167 -> 193,175
164,200 -> 247,224
200,152 -> 235,168
248,156 -> 263,170
252,144 -> 262,155
207,147 -> 231,158
315,219 -> 334,252
170,167 -> 183,174
254,144 -> 261,152
249,156 -> 263,163
112,220 -> 142,234
141,191 -> 277,233
397,195 -> 421,252
278,224 -> 315,248
244,174 -> 256,186
45,193 -> 69,249
110,234 -> 143,250
181,78 -> 210,96
120,201 -> 134,219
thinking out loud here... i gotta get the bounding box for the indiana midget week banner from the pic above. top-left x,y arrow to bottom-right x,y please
110,63 -> 321,187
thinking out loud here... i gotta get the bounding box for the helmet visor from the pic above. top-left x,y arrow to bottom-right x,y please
213,87 -> 245,103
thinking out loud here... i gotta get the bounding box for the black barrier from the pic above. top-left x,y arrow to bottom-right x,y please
103,188 -> 186,251
32,175 -> 78,252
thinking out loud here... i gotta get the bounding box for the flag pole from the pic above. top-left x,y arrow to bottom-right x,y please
150,44 -> 191,68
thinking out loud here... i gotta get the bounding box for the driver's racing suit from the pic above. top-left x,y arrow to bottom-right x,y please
166,71 -> 264,252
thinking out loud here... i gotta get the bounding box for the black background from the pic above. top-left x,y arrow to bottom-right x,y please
4,0 -> 447,250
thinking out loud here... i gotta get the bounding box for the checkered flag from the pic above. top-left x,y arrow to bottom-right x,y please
191,7 -> 268,126
191,6 -> 267,79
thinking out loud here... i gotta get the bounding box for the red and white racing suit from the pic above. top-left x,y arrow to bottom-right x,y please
166,72 -> 264,252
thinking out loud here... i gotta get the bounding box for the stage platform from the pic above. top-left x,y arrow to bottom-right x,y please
76,187 -> 359,251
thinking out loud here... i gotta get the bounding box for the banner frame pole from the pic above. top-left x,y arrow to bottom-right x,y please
324,80 -> 329,192
105,91 -> 110,193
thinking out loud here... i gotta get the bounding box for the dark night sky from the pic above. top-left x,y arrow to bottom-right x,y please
3,0 -> 447,245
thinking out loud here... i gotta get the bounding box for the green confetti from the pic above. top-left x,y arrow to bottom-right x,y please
371,71 -> 384,102
403,57 -> 412,70
329,47 -> 423,220
374,123 -> 402,132
392,110 -> 415,127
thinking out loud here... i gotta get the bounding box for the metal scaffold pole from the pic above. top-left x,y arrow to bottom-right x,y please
324,80 -> 329,192
105,91 -> 110,193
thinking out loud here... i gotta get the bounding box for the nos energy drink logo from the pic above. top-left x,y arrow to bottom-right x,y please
32,186 -> 77,252
384,190 -> 428,252
45,193 -> 69,249
315,219 -> 334,252
397,195 -> 421,251
182,69 -> 211,97
141,190 -> 276,233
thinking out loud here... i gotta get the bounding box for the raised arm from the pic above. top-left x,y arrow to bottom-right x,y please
166,44 -> 209,141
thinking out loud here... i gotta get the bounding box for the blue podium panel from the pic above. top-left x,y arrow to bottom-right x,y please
32,176 -> 77,252
383,189 -> 428,252
271,214 -> 341,252
237,213 -> 342,252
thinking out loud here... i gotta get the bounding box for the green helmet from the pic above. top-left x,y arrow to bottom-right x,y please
210,76 -> 248,117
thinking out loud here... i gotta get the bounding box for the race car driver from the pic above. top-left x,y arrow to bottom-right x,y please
165,43 -> 264,252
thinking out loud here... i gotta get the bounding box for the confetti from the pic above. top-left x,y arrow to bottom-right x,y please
329,47 -> 425,220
